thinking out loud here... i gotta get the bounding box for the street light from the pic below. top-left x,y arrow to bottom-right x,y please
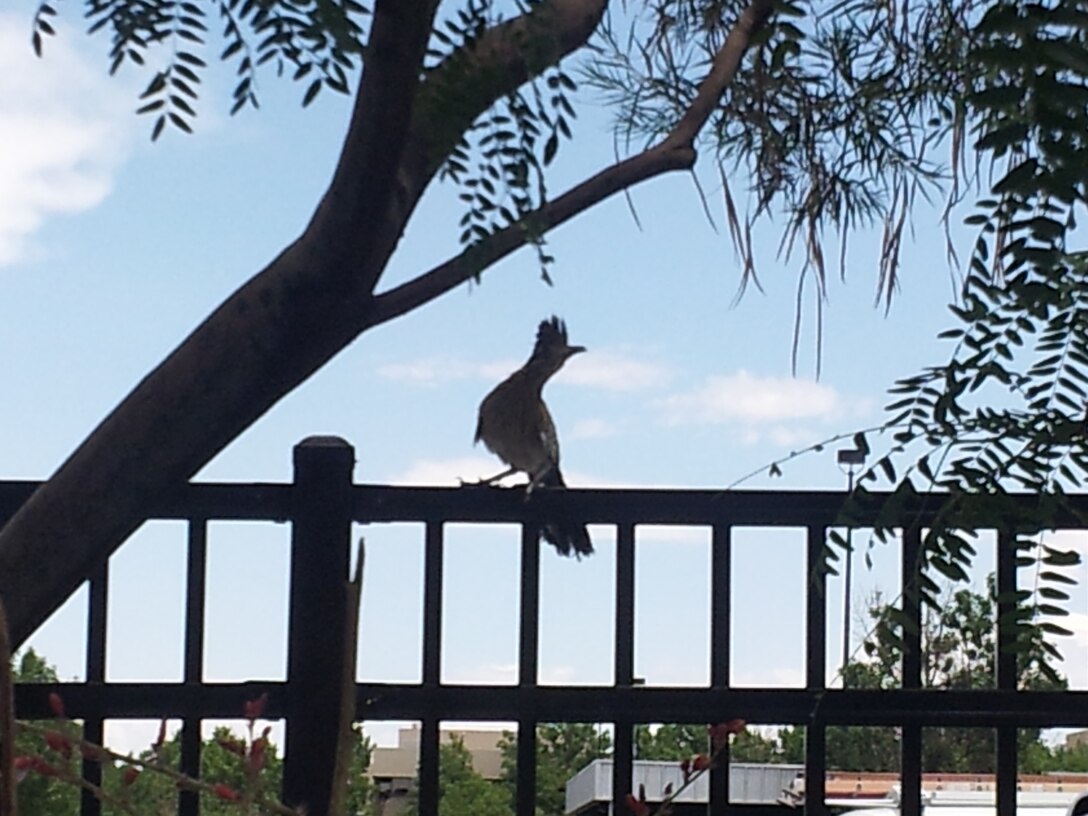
837,447 -> 866,682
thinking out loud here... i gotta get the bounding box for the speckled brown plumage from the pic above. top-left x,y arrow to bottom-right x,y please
475,317 -> 592,557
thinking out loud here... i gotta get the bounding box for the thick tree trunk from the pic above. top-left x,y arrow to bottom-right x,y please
0,0 -> 771,647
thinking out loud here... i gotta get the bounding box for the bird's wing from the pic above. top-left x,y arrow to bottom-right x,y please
537,402 -> 560,468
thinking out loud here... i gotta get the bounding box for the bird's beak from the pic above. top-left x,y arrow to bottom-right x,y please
568,345 -> 586,356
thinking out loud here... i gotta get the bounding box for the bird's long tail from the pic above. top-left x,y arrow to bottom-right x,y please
534,467 -> 593,558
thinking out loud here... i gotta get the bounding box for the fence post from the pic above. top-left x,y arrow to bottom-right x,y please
282,436 -> 355,816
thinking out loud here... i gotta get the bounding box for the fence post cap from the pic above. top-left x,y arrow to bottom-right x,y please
295,435 -> 353,449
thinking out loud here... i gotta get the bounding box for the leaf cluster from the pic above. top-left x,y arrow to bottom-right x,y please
849,0 -> 1088,673
32,0 -> 370,139
584,0 -> 985,335
429,0 -> 580,282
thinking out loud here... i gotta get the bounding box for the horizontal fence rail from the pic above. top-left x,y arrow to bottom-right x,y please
9,436 -> 1088,816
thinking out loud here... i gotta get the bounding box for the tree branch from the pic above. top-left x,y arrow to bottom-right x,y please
0,0 -> 773,648
409,0 -> 608,174
307,0 -> 440,272
664,0 -> 775,148
369,143 -> 695,326
0,0 -> 442,647
367,0 -> 775,328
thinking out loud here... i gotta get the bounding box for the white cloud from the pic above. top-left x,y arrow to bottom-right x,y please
570,418 -> 618,440
377,350 -> 670,392
0,15 -> 134,265
376,358 -> 516,386
659,369 -> 847,425
387,456 -> 506,486
562,351 -> 671,391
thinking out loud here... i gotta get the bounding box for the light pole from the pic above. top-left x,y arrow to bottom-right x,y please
837,447 -> 866,682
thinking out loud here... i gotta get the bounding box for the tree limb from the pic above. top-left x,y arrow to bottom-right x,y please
0,0 -> 441,647
409,0 -> 608,175
0,0 -> 773,647
368,0 -> 776,328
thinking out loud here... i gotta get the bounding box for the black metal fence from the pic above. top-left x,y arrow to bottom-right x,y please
11,436 -> 1088,816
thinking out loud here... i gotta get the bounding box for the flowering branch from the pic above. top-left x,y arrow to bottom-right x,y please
624,719 -> 747,816
15,692 -> 300,816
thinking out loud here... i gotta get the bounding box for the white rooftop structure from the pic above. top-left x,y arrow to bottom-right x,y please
564,759 -> 803,814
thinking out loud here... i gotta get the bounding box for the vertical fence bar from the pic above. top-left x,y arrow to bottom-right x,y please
517,525 -> 540,816
419,717 -> 441,816
710,524 -> 732,816
179,517 -> 207,816
283,437 -> 354,816
418,520 -> 445,816
995,530 -> 1018,816
805,524 -> 828,816
900,525 -> 923,816
80,562 -> 108,816
612,523 -> 636,812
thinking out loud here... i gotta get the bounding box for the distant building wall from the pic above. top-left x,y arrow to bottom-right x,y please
368,725 -> 507,816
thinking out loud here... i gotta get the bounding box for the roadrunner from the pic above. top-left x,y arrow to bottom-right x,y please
475,317 -> 593,557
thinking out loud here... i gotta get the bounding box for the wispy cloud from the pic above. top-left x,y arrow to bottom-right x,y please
660,370 -> 847,424
387,456 -> 502,486
563,351 -> 671,391
0,16 -> 133,266
657,369 -> 874,446
570,418 -> 619,440
377,350 -> 670,392
376,358 -> 515,386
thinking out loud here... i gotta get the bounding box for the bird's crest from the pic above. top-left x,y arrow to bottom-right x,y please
532,316 -> 570,356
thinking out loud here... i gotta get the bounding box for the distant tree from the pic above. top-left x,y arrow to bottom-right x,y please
341,726 -> 377,816
634,724 -> 707,761
775,727 -> 804,765
1033,743 -> 1088,775
407,736 -> 511,816
832,576 -> 1064,773
500,723 -> 610,816
93,724 -> 285,816
12,649 -> 78,816
634,723 -> 781,765
12,644 -> 377,816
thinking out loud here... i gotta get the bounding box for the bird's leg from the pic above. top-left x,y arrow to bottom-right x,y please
463,466 -> 518,487
524,464 -> 559,498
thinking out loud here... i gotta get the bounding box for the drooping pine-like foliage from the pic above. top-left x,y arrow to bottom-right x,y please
837,0 -> 1088,674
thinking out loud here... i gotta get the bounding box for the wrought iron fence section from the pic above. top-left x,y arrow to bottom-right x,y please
7,438 -> 1088,816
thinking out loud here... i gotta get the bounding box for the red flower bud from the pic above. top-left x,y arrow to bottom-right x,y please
216,736 -> 246,757
43,730 -> 72,759
249,736 -> 268,773
243,693 -> 268,722
213,783 -> 241,801
122,766 -> 141,787
48,692 -> 65,718
624,793 -> 650,816
153,719 -> 168,752
31,758 -> 59,777
693,753 -> 711,772
680,756 -> 692,781
80,743 -> 105,762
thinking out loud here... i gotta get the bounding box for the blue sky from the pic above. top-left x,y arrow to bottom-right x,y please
4,5 -> 1088,758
